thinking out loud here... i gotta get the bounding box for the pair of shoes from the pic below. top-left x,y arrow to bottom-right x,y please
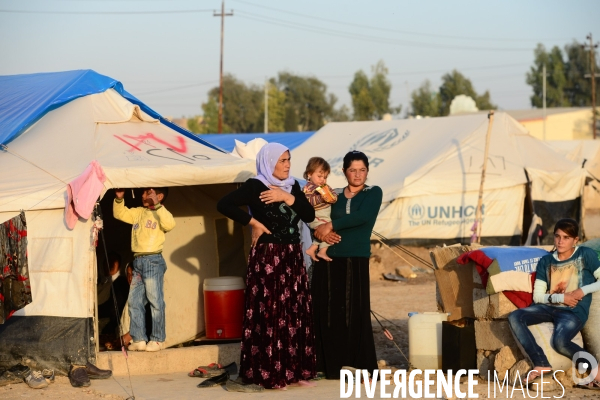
188,362 -> 238,378
42,369 -> 55,384
145,341 -> 164,352
197,371 -> 229,388
85,362 -> 112,379
24,370 -> 49,389
225,379 -> 265,393
128,341 -> 147,351
69,366 -> 91,387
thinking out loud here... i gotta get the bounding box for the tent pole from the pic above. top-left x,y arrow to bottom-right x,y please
475,110 -> 495,243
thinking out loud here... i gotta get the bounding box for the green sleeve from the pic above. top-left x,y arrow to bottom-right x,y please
332,186 -> 382,231
535,256 -> 549,286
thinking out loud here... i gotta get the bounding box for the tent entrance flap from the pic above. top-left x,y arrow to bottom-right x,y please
0,316 -> 94,372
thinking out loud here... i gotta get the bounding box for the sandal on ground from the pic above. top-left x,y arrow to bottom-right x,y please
524,369 -> 552,386
577,379 -> 600,390
188,362 -> 237,378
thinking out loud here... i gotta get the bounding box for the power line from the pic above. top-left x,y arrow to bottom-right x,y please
134,80 -> 218,95
235,10 -> 533,52
0,9 -> 213,14
231,0 -> 573,43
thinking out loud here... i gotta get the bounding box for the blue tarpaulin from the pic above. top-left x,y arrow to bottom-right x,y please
0,70 -> 221,151
199,131 -> 315,153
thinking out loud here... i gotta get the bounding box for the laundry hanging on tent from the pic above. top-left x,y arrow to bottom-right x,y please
65,160 -> 106,229
0,211 -> 31,324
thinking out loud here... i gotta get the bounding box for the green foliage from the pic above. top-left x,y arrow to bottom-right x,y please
410,80 -> 441,117
261,79 -> 287,132
186,116 -> 203,133
200,97 -> 223,133
526,41 -> 599,108
349,60 -> 400,120
410,71 -> 495,117
276,72 -> 333,131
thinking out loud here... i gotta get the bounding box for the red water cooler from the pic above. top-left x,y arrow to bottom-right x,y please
203,276 -> 245,339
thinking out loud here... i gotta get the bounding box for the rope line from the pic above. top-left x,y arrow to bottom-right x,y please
95,204 -> 136,400
372,230 -> 435,270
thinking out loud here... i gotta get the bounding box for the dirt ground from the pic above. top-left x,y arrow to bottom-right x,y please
2,245 -> 597,399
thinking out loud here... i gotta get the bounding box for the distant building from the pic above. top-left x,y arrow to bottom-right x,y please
505,107 -> 595,141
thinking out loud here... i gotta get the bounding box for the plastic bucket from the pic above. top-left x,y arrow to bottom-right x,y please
203,276 -> 245,339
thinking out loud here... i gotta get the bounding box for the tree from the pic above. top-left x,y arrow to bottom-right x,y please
349,70 -> 375,121
438,70 -> 496,115
196,74 -> 263,133
349,60 -> 400,120
410,71 -> 496,117
526,41 -> 599,108
410,80 -> 440,117
261,79 -> 287,132
276,72 -> 333,131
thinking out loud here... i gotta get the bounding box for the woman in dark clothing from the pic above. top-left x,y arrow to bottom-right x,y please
217,143 -> 316,389
312,150 -> 383,379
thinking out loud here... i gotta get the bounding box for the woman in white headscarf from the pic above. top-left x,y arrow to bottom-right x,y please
217,143 -> 316,389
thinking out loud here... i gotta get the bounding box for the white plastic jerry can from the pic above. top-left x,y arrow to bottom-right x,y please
408,312 -> 449,370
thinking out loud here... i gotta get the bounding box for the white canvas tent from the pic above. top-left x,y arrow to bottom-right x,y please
291,112 -> 586,246
0,71 -> 255,371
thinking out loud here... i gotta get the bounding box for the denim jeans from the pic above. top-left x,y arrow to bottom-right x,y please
129,253 -> 167,342
508,303 -> 584,368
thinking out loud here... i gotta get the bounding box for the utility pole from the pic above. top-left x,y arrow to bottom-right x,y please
264,78 -> 269,133
214,0 -> 233,134
584,34 -> 599,139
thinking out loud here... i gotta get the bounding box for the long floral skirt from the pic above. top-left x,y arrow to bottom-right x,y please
239,243 -> 316,389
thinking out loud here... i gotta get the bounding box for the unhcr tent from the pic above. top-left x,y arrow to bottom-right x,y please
0,70 -> 255,370
291,112 -> 586,246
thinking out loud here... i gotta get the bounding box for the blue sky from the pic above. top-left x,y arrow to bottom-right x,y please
1,0 -> 598,119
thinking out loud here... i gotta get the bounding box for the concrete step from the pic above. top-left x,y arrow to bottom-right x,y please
96,343 -> 240,376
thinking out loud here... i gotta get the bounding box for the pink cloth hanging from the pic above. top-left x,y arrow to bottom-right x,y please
65,160 -> 106,229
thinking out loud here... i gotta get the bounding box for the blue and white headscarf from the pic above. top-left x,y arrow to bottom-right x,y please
254,143 -> 295,193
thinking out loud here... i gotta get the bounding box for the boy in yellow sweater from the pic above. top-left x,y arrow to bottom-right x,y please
114,188 -> 175,352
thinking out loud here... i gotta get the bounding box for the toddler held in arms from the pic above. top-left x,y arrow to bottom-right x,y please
303,157 -> 338,261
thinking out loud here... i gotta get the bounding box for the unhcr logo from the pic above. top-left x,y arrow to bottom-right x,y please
352,128 -> 410,153
407,203 -> 424,220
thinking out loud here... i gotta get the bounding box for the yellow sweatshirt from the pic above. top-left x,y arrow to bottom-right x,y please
113,199 -> 176,255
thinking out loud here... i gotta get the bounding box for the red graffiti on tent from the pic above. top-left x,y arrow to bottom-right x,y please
114,133 -> 188,153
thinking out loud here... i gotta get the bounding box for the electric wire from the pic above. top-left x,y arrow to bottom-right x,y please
0,9 -> 213,14
235,11 -> 533,52
232,0 -> 573,43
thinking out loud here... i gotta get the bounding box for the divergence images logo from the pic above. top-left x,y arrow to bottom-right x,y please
408,203 -> 424,220
572,351 -> 599,385
351,128 -> 410,153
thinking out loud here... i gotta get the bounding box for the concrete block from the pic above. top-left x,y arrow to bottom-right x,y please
96,343 -> 240,376
489,293 -> 518,319
475,320 -> 517,351
473,292 -> 518,320
473,289 -> 490,319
